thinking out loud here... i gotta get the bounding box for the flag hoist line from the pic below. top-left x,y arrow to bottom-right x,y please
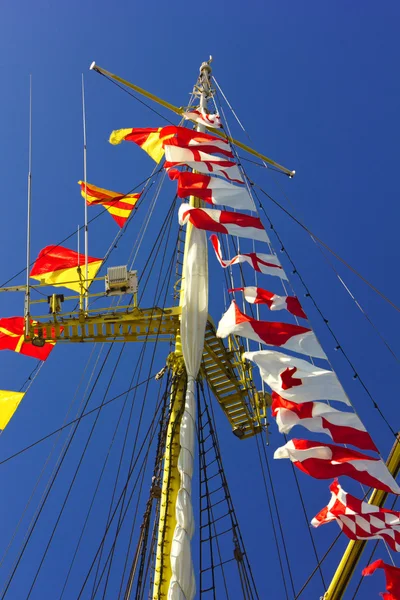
152,60 -> 211,600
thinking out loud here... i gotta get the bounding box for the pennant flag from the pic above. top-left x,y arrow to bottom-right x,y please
183,109 -> 222,129
211,235 -> 288,280
179,205 -> 269,243
312,479 -> 400,552
363,560 -> 400,599
78,182 -> 140,228
232,286 -> 306,319
164,128 -> 233,158
30,246 -> 102,293
271,393 -> 377,451
275,439 -> 400,494
243,349 -> 346,403
219,301 -> 326,359
0,390 -> 25,431
0,317 -> 55,360
169,170 -> 255,211
109,127 -> 175,162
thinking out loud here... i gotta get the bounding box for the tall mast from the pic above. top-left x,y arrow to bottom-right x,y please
24,75 -> 32,336
152,58 -> 212,600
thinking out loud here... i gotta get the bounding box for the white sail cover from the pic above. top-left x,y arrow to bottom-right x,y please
169,224 -> 208,600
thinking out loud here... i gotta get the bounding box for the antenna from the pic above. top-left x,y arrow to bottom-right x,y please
81,74 -> 89,311
24,75 -> 32,336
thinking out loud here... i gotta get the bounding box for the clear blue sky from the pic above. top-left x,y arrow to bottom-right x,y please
0,1 -> 400,599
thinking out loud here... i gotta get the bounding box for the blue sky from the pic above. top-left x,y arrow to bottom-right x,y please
0,1 -> 400,599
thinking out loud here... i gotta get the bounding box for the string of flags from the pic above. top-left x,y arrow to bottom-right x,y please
142,120 -> 400,578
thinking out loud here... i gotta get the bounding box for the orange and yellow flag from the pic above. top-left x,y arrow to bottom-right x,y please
108,127 -> 175,163
0,390 -> 25,431
0,317 -> 55,360
30,246 -> 102,293
78,182 -> 140,228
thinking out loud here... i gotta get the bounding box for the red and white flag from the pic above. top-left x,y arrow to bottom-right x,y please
275,440 -> 400,494
210,235 -> 288,280
363,560 -> 400,599
231,286 -> 306,319
169,170 -> 255,211
164,148 -> 244,184
243,350 -> 346,403
164,127 -> 231,156
178,205 -> 269,243
218,301 -> 326,359
312,479 -> 400,550
271,393 -> 377,451
183,109 -> 222,129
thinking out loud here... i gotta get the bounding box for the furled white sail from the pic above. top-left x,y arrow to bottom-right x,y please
169,224 -> 208,600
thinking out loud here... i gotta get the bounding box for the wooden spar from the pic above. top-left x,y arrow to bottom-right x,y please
323,433 -> 400,599
89,61 -> 295,178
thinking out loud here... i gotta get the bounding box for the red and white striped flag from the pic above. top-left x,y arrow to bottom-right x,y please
243,350 -> 346,403
231,286 -> 306,319
271,393 -> 377,451
164,128 -> 232,157
363,560 -> 400,599
169,170 -> 255,211
164,148 -> 243,184
312,479 -> 400,549
183,109 -> 222,129
275,440 -> 400,494
218,301 -> 326,359
178,205 -> 269,243
210,235 -> 288,280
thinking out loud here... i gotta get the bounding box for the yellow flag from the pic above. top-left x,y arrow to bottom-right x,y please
0,390 -> 25,430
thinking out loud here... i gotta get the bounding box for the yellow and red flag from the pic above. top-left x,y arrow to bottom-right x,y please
0,317 -> 55,360
0,390 -> 25,431
30,246 -> 102,293
108,126 -> 176,163
78,182 -> 140,228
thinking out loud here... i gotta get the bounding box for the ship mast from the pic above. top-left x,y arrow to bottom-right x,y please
152,58 -> 213,600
